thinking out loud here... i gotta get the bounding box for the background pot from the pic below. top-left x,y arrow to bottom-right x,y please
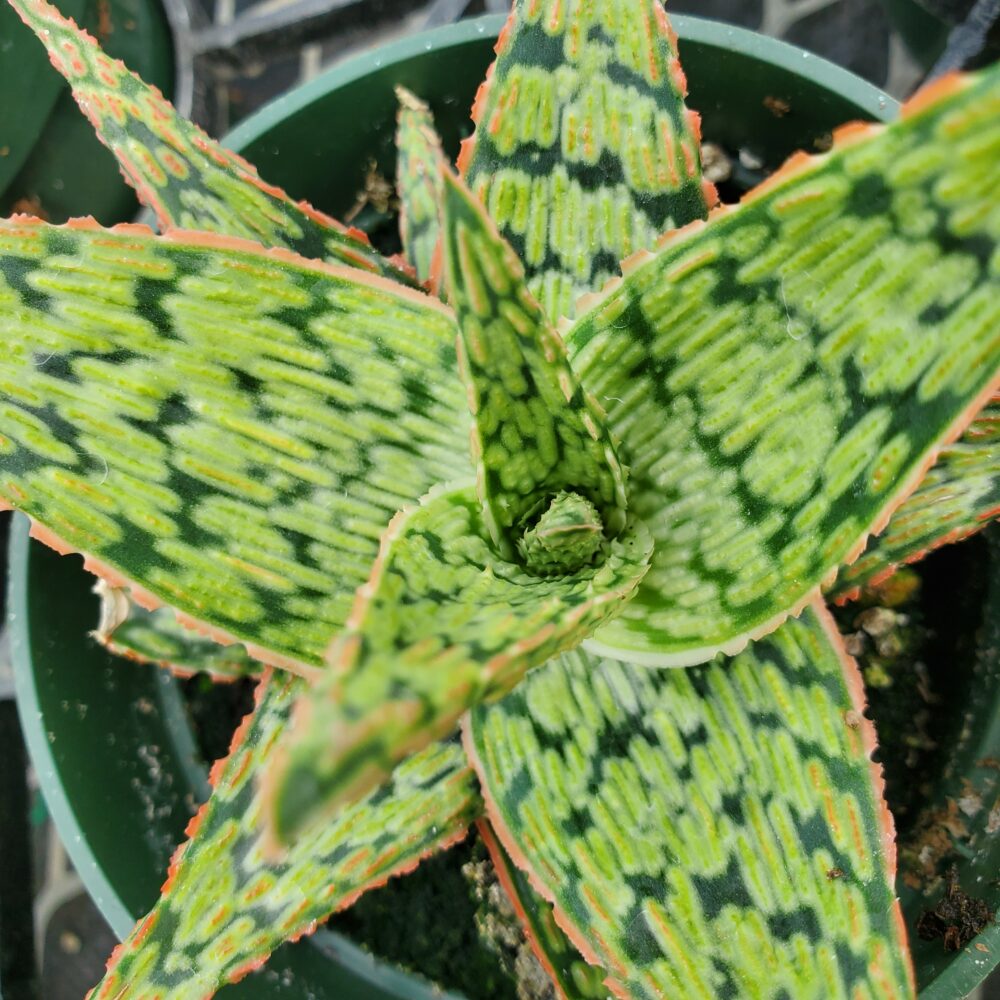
0,0 -> 178,224
10,12 -> 995,999
880,0 -> 1000,69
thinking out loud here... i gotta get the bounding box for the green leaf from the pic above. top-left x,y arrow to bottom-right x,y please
478,820 -> 608,1000
90,669 -> 481,1000
0,217 -> 470,672
93,580 -> 262,680
460,0 -> 713,323
831,397 -> 1000,600
395,87 -> 446,287
441,170 -> 628,567
0,0 -> 86,197
7,0 -> 412,281
565,66 -> 1000,667
266,481 -> 652,845
466,605 -> 915,1000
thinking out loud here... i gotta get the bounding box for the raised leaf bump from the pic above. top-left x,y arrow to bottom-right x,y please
441,170 -> 629,563
566,65 -> 1000,667
460,0 -> 714,323
466,605 -> 915,1000
266,482 -> 652,844
7,0 -> 412,281
831,398 -> 1000,599
0,217 -> 470,671
396,87 -> 446,286
477,819 -> 608,1000
89,669 -> 481,1000
93,581 -> 262,680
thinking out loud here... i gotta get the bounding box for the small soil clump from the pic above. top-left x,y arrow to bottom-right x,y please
916,867 -> 995,952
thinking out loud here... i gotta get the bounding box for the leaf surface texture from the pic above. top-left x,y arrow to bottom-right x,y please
442,170 -> 629,560
90,670 -> 481,1000
568,67 -> 1000,665
460,0 -> 712,322
0,218 -> 470,671
8,0 -> 409,280
467,606 -> 914,1000
268,482 -> 652,842
396,88 -> 446,286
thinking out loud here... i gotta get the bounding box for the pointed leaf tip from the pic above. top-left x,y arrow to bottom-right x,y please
7,0 -> 412,280
460,0 -> 712,323
440,169 -> 630,563
90,670 -> 481,999
395,87 -> 448,286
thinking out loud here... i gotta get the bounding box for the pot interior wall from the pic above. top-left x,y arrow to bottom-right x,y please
21,14 -> 974,999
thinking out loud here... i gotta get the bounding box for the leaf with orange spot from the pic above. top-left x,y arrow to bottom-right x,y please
460,0 -> 714,324
478,819 -> 609,999
563,62 -> 1000,667
93,580 -> 262,681
266,481 -> 652,845
7,0 -> 412,282
89,669 -> 481,1000
831,400 -> 1000,599
0,217 -> 470,675
395,87 -> 447,286
466,605 -> 915,999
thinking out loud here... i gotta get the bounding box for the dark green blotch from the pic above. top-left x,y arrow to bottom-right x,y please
766,904 -> 822,943
843,170 -> 894,219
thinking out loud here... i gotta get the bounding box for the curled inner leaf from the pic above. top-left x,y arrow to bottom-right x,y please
518,490 -> 607,576
441,169 -> 630,563
265,482 -> 652,846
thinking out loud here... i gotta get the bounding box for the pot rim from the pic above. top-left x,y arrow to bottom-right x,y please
224,11 -> 895,163
8,12 -> 903,998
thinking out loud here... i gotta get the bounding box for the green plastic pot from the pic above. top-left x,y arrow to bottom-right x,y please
0,0 -> 175,224
8,13 -> 996,999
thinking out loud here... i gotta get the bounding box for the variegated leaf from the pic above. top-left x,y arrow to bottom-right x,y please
266,482 -> 652,844
478,820 -> 607,1000
396,87 -> 446,287
7,0 -> 411,281
93,580 -> 261,680
442,170 -> 628,566
466,605 -> 915,1000
831,397 -> 1000,600
460,0 -> 714,323
0,218 -> 470,673
89,669 -> 481,1000
565,67 -> 1000,667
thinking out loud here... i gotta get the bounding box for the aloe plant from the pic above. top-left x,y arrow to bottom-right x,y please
2,0 -> 998,996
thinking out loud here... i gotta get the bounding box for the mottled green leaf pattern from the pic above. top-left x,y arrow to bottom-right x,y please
467,605 -> 914,1000
460,0 -> 713,323
832,397 -> 1000,599
396,87 -> 446,286
478,820 -> 608,1000
268,482 -> 652,844
567,67 -> 1000,666
442,171 -> 628,564
93,581 -> 261,680
89,670 -> 481,1000
0,218 -> 470,672
7,0 -> 411,281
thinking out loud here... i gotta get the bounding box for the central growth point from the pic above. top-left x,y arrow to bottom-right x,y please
517,491 -> 607,576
